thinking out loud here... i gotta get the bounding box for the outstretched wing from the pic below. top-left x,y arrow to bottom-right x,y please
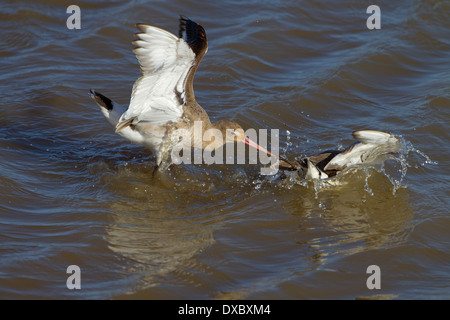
324,130 -> 400,171
116,17 -> 208,130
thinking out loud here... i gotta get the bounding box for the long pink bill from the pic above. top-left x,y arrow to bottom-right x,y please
243,136 -> 300,170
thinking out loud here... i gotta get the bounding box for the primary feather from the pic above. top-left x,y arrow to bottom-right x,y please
116,23 -> 196,129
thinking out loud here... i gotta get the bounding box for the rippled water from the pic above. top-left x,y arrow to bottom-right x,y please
1,0 -> 449,299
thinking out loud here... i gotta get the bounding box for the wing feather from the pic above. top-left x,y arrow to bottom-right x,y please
116,23 -> 196,128
324,130 -> 400,171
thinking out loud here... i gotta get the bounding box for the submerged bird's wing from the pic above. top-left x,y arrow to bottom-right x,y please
324,130 -> 400,171
116,16 -> 208,130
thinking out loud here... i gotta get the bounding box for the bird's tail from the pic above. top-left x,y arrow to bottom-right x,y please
89,89 -> 126,127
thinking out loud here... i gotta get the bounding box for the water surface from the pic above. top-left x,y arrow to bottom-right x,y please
0,0 -> 449,299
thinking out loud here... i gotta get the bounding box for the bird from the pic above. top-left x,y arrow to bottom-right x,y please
90,16 -> 278,172
278,130 -> 401,180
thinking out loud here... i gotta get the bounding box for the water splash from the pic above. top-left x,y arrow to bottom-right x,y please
401,138 -> 438,166
273,134 -> 437,197
282,130 -> 292,156
356,136 -> 436,196
363,167 -> 374,197
378,156 -> 407,195
383,136 -> 437,195
246,133 -> 436,200
312,178 -> 324,199
252,178 -> 264,191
